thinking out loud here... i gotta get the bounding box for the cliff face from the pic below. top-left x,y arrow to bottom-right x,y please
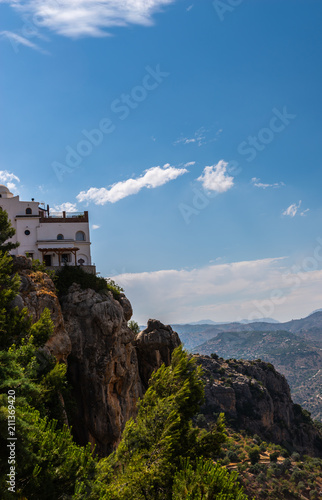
61,284 -> 142,455
12,258 -> 180,456
11,256 -> 71,362
197,355 -> 322,457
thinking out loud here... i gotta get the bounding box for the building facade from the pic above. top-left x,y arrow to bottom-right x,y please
0,184 -> 95,273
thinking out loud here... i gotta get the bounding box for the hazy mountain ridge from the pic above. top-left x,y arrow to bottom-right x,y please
173,311 -> 322,351
192,329 -> 322,421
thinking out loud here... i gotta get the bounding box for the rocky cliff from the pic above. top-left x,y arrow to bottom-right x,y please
10,257 -> 322,458
11,257 -> 180,456
196,355 -> 322,457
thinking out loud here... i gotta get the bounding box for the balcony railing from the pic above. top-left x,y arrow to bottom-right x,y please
40,211 -> 89,223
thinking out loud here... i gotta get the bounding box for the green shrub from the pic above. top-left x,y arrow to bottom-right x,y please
55,265 -> 123,298
248,446 -> 260,465
270,451 -> 279,462
128,320 -> 140,335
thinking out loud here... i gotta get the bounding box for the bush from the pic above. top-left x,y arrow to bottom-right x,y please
227,450 -> 239,462
248,446 -> 261,465
55,265 -> 123,298
128,320 -> 140,335
270,451 -> 279,462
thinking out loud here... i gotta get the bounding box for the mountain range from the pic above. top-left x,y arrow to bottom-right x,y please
172,311 -> 322,421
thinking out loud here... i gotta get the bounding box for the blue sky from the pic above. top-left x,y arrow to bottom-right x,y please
1,0 -> 322,324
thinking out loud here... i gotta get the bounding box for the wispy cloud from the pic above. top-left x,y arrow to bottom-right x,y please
2,0 -> 176,39
0,30 -> 48,53
92,224 -> 100,230
197,160 -> 234,193
0,170 -> 20,192
174,127 -> 222,147
111,256 -> 322,324
184,161 -> 195,167
174,127 -> 206,146
52,202 -> 78,213
251,177 -> 285,189
77,163 -> 188,205
282,200 -> 309,218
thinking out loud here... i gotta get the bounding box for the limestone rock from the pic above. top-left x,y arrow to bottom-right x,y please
14,263 -> 71,363
61,284 -> 142,456
197,355 -> 322,457
135,319 -> 181,388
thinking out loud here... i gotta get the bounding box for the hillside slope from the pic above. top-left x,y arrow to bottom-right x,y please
193,330 -> 322,421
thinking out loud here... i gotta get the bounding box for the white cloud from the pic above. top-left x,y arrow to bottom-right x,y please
0,31 -> 48,53
184,161 -> 195,167
2,0 -> 176,38
0,170 -> 20,192
77,163 -> 188,205
282,201 -> 309,218
111,257 -> 322,325
52,202 -> 78,213
197,160 -> 234,193
92,224 -> 100,230
251,177 -> 285,189
0,170 -> 20,184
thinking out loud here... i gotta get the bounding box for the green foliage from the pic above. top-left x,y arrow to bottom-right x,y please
172,457 -> 248,499
106,278 -> 124,298
0,208 -> 19,253
248,446 -> 261,465
269,451 -> 279,462
0,234 -> 97,498
0,407 -> 95,499
30,257 -> 57,280
128,320 -> 140,335
90,347 -> 245,499
55,265 -> 123,299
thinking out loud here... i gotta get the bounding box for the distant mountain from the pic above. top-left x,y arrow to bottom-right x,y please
172,310 -> 322,351
192,329 -> 322,422
181,319 -> 219,325
239,317 -> 280,324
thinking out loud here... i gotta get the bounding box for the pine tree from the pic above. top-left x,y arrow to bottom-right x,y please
0,209 -> 19,254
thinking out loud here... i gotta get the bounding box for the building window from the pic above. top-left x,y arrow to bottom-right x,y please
76,231 -> 86,241
24,230 -> 31,236
26,253 -> 33,260
57,234 -> 64,240
62,253 -> 71,263
26,208 -> 32,215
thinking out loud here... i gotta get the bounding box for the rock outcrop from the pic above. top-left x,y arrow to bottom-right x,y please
61,284 -> 142,455
135,319 -> 181,388
11,258 -> 180,456
197,355 -> 322,457
11,256 -> 71,362
11,257 -> 322,459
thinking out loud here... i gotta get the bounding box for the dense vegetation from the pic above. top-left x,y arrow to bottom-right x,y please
2,210 -> 321,499
0,209 -> 247,498
55,263 -> 123,299
219,430 -> 322,499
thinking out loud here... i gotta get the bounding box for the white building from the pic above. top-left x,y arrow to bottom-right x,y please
0,184 -> 95,273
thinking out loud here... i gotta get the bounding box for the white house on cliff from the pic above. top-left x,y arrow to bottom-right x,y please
0,184 -> 95,273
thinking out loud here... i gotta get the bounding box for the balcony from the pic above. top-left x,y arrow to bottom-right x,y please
39,211 -> 89,223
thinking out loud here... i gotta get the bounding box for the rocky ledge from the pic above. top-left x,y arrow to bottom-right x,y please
196,355 -> 322,457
